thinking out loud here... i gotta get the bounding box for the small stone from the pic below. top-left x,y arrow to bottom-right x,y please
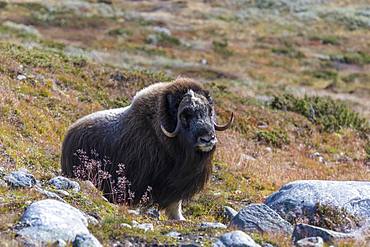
56,190 -> 70,197
296,236 -> 324,247
153,26 -> 171,36
73,233 -> 102,247
127,209 -> 140,215
165,231 -> 181,238
0,179 -> 8,188
35,186 -> 65,202
265,147 -> 272,152
120,223 -> 132,229
223,206 -> 238,221
146,34 -> 159,45
17,74 -> 27,81
4,169 -> 37,188
49,176 -> 80,192
213,230 -> 261,247
240,154 -> 256,162
257,122 -> 269,129
145,207 -> 160,219
86,215 -> 99,226
131,221 -> 153,232
200,222 -> 227,229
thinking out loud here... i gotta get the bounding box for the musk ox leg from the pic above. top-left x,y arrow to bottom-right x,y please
165,200 -> 185,220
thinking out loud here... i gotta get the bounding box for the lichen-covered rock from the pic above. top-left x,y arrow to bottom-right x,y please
229,203 -> 293,235
296,236 -> 324,247
213,231 -> 261,247
265,180 -> 370,223
4,169 -> 37,188
49,176 -> 80,192
73,233 -> 102,247
292,223 -> 355,243
16,199 -> 100,245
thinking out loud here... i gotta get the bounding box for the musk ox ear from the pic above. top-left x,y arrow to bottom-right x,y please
166,93 -> 178,119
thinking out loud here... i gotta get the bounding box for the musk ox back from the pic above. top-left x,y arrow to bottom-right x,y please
61,77 -> 233,220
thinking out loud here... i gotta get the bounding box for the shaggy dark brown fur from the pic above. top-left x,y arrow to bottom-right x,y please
61,78 -> 216,209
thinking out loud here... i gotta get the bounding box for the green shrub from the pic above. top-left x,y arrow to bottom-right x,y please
255,129 -> 289,148
331,51 -> 370,65
309,70 -> 338,81
271,46 -> 305,59
107,28 -> 132,37
271,94 -> 369,133
212,39 -> 233,57
309,35 -> 340,45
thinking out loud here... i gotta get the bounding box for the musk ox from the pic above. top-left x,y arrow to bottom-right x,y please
61,77 -> 233,220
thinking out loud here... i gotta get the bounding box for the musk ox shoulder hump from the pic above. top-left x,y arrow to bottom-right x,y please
132,82 -> 168,102
68,106 -> 130,130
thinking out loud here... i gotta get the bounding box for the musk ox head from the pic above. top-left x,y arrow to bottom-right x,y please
160,87 -> 234,153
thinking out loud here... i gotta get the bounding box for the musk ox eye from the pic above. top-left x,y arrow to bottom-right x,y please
181,111 -> 192,123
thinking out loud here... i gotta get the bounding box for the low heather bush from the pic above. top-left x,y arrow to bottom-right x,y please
73,149 -> 152,206
271,94 -> 369,134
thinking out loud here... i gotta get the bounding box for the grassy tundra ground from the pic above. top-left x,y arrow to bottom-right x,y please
0,0 -> 369,246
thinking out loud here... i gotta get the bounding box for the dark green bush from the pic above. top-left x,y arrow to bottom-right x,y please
271,94 -> 369,133
255,129 -> 289,148
331,51 -> 370,65
212,39 -> 233,57
271,46 -> 305,59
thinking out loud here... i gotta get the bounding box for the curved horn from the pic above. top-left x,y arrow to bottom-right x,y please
214,112 -> 234,131
161,112 -> 181,138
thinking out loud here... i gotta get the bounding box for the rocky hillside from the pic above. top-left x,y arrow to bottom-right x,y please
0,0 -> 369,246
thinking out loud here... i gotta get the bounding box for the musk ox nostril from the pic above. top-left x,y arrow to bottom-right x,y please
198,135 -> 216,144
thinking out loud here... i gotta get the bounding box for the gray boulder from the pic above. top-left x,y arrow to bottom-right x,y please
265,180 -> 370,223
230,203 -> 293,235
213,231 -> 261,247
16,199 -> 100,246
292,223 -> 355,243
49,176 -> 80,192
4,169 -> 37,188
295,236 -> 324,247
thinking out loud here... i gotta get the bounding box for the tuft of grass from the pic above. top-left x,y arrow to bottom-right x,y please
255,129 -> 289,148
147,33 -> 181,47
212,39 -> 233,57
271,46 -> 305,59
271,94 -> 369,133
331,52 -> 370,65
308,70 -> 338,81
309,35 -> 341,45
0,1 -> 7,9
107,28 -> 132,37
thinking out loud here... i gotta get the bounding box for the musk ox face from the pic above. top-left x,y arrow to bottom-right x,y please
161,88 -> 234,153
178,90 -> 217,152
